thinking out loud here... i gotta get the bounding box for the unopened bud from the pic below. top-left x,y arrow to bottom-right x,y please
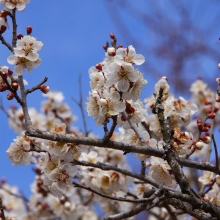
40,85 -> 50,94
204,100 -> 211,105
103,45 -> 107,51
161,76 -> 168,81
215,96 -> 220,102
202,126 -> 209,132
0,25 -> 6,34
110,33 -> 115,39
216,78 -> 220,84
11,82 -> 18,91
1,71 -> 7,78
7,93 -> 14,100
107,47 -> 116,56
196,119 -> 202,124
195,141 -> 203,150
17,33 -> 23,39
200,136 -> 211,144
197,123 -> 203,132
1,10 -> 8,17
7,69 -> 13,76
0,85 -> 7,92
214,106 -> 219,113
100,98 -> 107,106
26,26 -> 32,35
95,63 -> 102,71
207,112 -> 215,119
117,44 -> 123,48
218,63 -> 220,69
205,108 -> 212,114
204,123 -> 211,128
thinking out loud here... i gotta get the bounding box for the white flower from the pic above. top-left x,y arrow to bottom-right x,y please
149,157 -> 173,186
79,151 -> 103,164
14,35 -> 43,61
0,0 -> 30,11
198,171 -> 213,185
107,62 -> 140,92
7,55 -> 41,75
155,77 -> 170,93
114,45 -> 145,66
6,136 -> 36,165
48,164 -> 78,194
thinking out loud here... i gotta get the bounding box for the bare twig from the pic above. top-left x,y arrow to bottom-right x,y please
25,128 -> 220,175
73,180 -> 155,203
0,34 -> 13,52
71,73 -> 89,136
211,134 -> 219,171
25,77 -> 48,94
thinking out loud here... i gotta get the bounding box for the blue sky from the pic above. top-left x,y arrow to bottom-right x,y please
0,1 -> 219,197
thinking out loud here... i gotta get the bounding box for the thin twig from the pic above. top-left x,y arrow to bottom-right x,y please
211,134 -> 219,171
0,34 -> 13,52
25,77 -> 48,94
73,180 -> 155,203
71,73 -> 89,136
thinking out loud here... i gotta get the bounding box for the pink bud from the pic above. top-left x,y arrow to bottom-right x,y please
7,93 -> 14,100
110,33 -> 115,39
26,26 -> 32,35
11,82 -> 18,91
207,112 -> 215,119
40,85 -> 50,94
195,141 -> 203,150
200,136 -> 211,144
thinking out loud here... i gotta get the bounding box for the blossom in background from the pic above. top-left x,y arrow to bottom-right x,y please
0,0 -> 30,11
6,136 -> 36,165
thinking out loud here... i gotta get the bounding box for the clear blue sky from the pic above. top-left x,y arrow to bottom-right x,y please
0,1 -> 219,197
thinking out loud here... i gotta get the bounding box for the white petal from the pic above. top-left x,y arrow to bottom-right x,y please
118,79 -> 129,92
133,54 -> 145,65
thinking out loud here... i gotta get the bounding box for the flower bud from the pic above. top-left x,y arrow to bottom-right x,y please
0,85 -> 7,92
197,123 -> 203,132
100,98 -> 107,106
202,126 -> 209,132
218,63 -> 220,69
117,44 -> 123,48
1,71 -> 7,78
195,141 -> 203,150
110,33 -> 115,39
107,47 -> 116,56
11,82 -> 18,91
215,96 -> 220,102
17,33 -> 23,39
8,69 -> 13,75
95,63 -> 102,71
205,108 -> 212,114
214,106 -> 219,113
0,25 -> 6,34
7,93 -> 14,100
40,85 -> 50,94
1,10 -> 8,17
207,112 -> 215,119
200,136 -> 211,144
196,119 -> 202,124
26,26 -> 32,35
216,78 -> 220,84
204,100 -> 211,105
103,44 -> 107,51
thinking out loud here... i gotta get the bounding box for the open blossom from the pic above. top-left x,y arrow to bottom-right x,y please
149,157 -> 173,186
0,0 -> 30,11
198,171 -> 214,185
107,62 -> 140,92
7,55 -> 41,75
114,45 -> 145,66
6,136 -> 36,165
14,35 -> 43,61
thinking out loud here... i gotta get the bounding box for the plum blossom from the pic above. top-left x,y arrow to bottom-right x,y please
14,35 -> 43,61
0,0 -> 30,11
7,55 -> 41,75
6,136 -> 37,165
149,157 -> 173,186
107,62 -> 140,92
114,45 -> 145,66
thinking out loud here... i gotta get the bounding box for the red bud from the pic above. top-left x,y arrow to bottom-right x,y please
7,93 -> 14,100
17,33 -> 23,39
26,26 -> 32,35
95,63 -> 102,71
110,33 -> 115,39
207,112 -> 215,119
40,85 -> 50,94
